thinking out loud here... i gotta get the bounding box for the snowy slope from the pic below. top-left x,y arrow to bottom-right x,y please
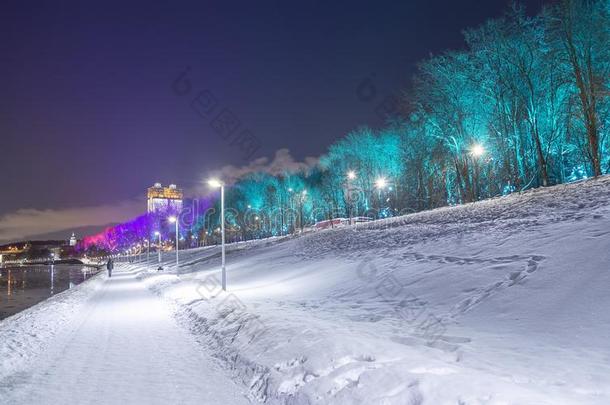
1,177 -> 608,404
138,176 -> 610,404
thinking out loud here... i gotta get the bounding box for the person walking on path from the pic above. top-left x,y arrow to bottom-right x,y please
106,258 -> 114,278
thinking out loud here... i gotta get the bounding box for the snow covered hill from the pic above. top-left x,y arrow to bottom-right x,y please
137,176 -> 610,404
1,176 -> 609,404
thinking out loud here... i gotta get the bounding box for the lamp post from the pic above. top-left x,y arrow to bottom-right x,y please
208,179 -> 226,291
154,231 -> 161,264
375,177 -> 388,219
469,143 -> 485,201
347,170 -> 357,225
169,216 -> 179,268
50,253 -> 55,294
144,239 -> 150,263
299,189 -> 307,232
288,188 -> 295,233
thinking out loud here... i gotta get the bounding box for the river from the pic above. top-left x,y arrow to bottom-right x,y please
0,264 -> 101,320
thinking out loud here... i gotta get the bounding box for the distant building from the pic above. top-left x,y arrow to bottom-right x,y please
69,232 -> 77,246
147,183 -> 183,214
0,240 -> 65,262
0,244 -> 26,255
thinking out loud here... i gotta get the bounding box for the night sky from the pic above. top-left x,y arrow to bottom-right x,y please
1,0 -> 544,242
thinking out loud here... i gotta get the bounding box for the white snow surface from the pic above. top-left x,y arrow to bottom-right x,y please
1,176 -> 609,404
0,269 -> 249,404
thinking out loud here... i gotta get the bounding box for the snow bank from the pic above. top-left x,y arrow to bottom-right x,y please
0,272 -> 104,383
137,176 -> 610,404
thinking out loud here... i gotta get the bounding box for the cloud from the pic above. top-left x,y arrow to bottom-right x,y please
210,148 -> 318,184
0,199 -> 144,244
187,148 -> 318,197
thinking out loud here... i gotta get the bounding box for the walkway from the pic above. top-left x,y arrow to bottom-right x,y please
2,267 -> 249,405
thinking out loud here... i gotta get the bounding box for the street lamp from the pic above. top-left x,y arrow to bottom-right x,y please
287,188 -> 295,233
469,143 -> 485,201
154,231 -> 161,264
168,216 -> 179,268
470,143 -> 485,157
375,177 -> 387,189
375,177 -> 389,219
299,190 -> 307,232
208,178 -> 226,291
50,253 -> 55,294
144,239 -> 149,262
346,170 -> 357,224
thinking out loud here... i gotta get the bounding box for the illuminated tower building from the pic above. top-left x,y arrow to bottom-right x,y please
147,183 -> 184,213
69,232 -> 77,246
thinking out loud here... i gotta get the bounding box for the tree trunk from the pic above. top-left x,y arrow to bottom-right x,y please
561,2 -> 602,176
532,127 -> 549,186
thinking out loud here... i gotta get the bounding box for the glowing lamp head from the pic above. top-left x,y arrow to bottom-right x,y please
208,179 -> 223,188
154,231 -> 160,236
347,170 -> 357,180
375,177 -> 388,189
168,216 -> 177,223
471,144 -> 485,157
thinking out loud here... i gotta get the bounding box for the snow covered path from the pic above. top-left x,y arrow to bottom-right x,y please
1,268 -> 249,405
